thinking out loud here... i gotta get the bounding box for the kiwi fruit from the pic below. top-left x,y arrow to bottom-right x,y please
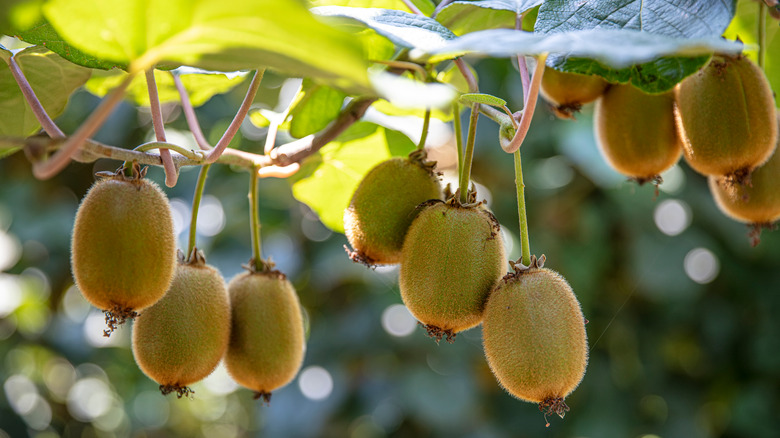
540,68 -> 609,119
344,150 -> 442,266
131,251 -> 231,398
482,257 -> 587,424
399,199 -> 506,342
224,270 -> 305,402
71,168 -> 177,334
594,84 -> 682,184
675,55 -> 778,181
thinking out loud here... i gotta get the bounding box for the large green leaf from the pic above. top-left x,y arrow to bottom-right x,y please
313,6 -> 457,54
0,0 -> 44,35
534,0 -> 737,92
16,21 -> 124,70
289,80 -> 348,139
426,28 -> 744,92
40,0 -> 371,92
436,0 -> 542,35
724,0 -> 780,107
290,122 -> 415,233
0,45 -> 91,137
84,67 -> 247,107
308,0 -> 435,16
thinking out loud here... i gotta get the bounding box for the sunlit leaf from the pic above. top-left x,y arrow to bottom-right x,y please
308,0 -> 435,16
0,45 -> 91,137
84,67 -> 247,107
0,0 -> 44,35
290,122 -> 415,233
289,80 -> 348,139
370,70 -> 457,109
16,21 -> 123,70
459,93 -> 506,107
436,0 -> 542,35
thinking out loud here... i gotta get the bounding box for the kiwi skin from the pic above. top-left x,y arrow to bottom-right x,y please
540,68 -> 609,119
399,200 -> 506,342
344,153 -> 442,265
224,270 -> 305,399
675,55 -> 778,179
482,265 -> 587,415
71,176 -> 176,313
131,257 -> 231,396
594,84 -> 682,183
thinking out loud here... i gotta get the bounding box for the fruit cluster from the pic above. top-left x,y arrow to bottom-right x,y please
542,55 -> 780,244
344,151 -> 588,422
70,164 -> 306,401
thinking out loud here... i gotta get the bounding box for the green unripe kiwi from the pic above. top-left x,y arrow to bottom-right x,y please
344,152 -> 442,265
71,174 -> 177,329
131,257 -> 231,397
482,263 -> 587,420
594,84 -> 682,184
675,55 -> 778,180
540,68 -> 609,119
399,200 -> 506,342
225,270 -> 305,401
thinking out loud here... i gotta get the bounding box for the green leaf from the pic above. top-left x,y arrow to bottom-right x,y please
16,21 -> 124,70
84,67 -> 247,107
289,80 -> 348,139
535,0 -> 737,92
0,45 -> 91,137
41,0 -> 371,93
313,6 -> 457,54
426,28 -> 743,92
308,0 -> 435,16
436,0 -> 542,35
459,92 -> 506,107
724,0 -> 780,108
0,0 -> 44,35
290,122 -> 415,233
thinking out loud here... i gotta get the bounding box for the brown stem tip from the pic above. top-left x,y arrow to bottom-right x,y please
102,305 -> 139,337
748,222 -> 777,247
253,391 -> 272,405
419,322 -> 456,344
539,397 -> 570,427
343,245 -> 378,269
160,384 -> 195,399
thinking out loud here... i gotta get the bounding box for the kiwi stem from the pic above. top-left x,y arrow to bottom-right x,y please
417,108 -> 431,151
501,53 -> 546,154
145,69 -> 178,187
400,0 -> 423,14
453,102 -> 464,178
187,163 -> 211,257
170,72 -> 212,151
458,103 -> 480,204
758,1 -> 767,69
6,55 -> 65,139
514,150 -> 532,266
249,166 -> 264,270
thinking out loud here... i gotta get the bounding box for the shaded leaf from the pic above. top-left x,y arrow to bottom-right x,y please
436,0 -> 542,35
0,45 -> 91,137
84,67 -> 247,107
459,92 -> 506,107
290,122 -> 415,233
289,81 -> 348,139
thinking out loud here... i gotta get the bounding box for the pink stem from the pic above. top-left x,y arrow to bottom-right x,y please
145,70 -> 178,187
454,58 -> 479,93
7,56 -> 65,139
205,69 -> 264,164
400,0 -> 423,15
171,72 -> 213,151
33,73 -> 134,180
502,53 -> 546,153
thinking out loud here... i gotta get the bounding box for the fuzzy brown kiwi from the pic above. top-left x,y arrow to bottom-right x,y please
675,55 -> 778,181
540,68 -> 609,119
224,269 -> 305,402
594,84 -> 682,184
482,257 -> 587,424
399,199 -> 506,343
71,170 -> 176,334
344,150 -> 442,266
131,251 -> 231,398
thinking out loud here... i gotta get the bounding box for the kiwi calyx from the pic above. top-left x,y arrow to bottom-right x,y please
159,384 -> 195,399
503,254 -> 547,282
102,305 -> 139,337
343,245 -> 378,269
748,222 -> 778,247
539,397 -> 570,427
408,149 -> 438,174
241,258 -> 287,280
549,102 -> 583,120
253,391 -> 272,404
420,323 -> 456,344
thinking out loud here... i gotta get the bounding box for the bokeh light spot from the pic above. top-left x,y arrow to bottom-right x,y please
684,248 -> 720,284
298,366 -> 333,401
381,304 -> 416,337
654,199 -> 691,236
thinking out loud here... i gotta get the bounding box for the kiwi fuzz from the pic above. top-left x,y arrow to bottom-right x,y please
399,200 -> 506,340
71,174 -> 177,334
540,68 -> 609,119
344,151 -> 442,266
594,84 -> 682,184
225,270 -> 305,398
131,259 -> 231,393
675,55 -> 778,179
482,265 -> 587,411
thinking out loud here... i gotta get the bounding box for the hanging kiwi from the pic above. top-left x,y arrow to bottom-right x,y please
131,250 -> 231,398
344,150 -> 442,266
482,256 -> 588,425
709,115 -> 780,245
594,84 -> 682,185
675,55 -> 778,183
399,198 -> 506,343
71,165 -> 177,335
224,269 -> 306,402
540,68 -> 609,119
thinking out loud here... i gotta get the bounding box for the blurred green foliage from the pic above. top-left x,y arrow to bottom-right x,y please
1,49 -> 780,438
